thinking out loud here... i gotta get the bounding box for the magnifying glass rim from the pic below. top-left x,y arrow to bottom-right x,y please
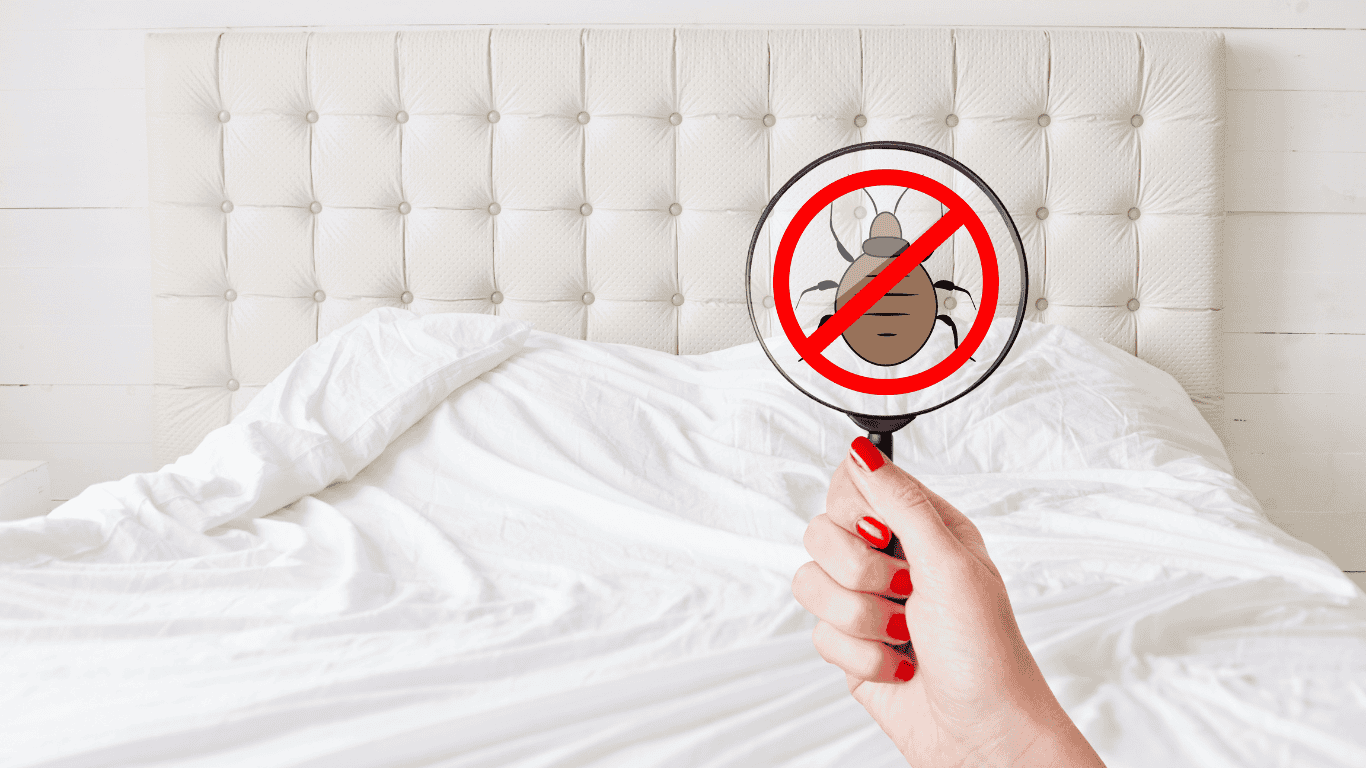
745,140 -> 1029,422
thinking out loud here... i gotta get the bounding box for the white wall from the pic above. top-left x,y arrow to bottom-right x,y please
2,0 -> 1363,570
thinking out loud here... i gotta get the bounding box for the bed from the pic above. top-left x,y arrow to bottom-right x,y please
1,27 -> 1363,768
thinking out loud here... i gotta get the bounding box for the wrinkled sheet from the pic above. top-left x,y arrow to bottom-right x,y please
2,314 -> 1364,768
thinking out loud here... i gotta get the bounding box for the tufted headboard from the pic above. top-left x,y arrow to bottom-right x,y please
146,28 -> 1224,464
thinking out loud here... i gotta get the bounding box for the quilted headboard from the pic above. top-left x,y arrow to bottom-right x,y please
146,28 -> 1225,464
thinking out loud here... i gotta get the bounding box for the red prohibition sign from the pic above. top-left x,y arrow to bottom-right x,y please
773,169 -> 1000,396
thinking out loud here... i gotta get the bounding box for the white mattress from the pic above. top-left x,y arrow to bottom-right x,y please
2,310 -> 1362,768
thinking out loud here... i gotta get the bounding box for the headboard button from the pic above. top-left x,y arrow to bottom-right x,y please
669,112 -> 682,125
671,293 -> 685,306
762,114 -> 776,127
401,291 -> 414,304
395,111 -> 409,123
580,203 -> 593,216
1037,114 -> 1051,127
1128,207 -> 1141,220
945,113 -> 959,127
490,291 -> 504,304
854,114 -> 867,128
1035,298 -> 1049,311
217,110 -> 231,123
487,110 -> 500,123
1127,298 -> 1141,311
223,289 -> 237,302
943,296 -> 957,310
488,202 -> 501,215
398,202 -> 411,215
313,290 -> 326,302
1035,207 -> 1049,220
220,201 -> 233,213
669,203 -> 682,216
305,110 -> 319,123
1130,114 -> 1144,127
582,292 -> 595,305
577,111 -> 591,124
309,201 -> 322,214
761,296 -> 775,309
854,206 -> 867,219
226,379 -> 240,391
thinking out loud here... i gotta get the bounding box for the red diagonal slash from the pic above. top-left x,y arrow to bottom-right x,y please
797,207 -> 966,358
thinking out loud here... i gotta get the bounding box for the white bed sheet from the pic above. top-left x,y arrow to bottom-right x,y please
2,310 -> 1364,768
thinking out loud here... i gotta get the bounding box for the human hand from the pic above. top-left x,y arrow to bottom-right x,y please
791,436 -> 1105,768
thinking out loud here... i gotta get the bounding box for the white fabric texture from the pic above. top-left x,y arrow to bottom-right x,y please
145,28 -> 1225,463
2,311 -> 1361,768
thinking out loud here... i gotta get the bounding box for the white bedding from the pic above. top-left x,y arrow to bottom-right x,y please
3,309 -> 1364,768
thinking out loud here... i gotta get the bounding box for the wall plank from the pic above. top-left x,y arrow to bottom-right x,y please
5,0 -> 1366,33
0,89 -> 146,208
1233,452 -> 1366,516
0,209 -> 149,271
1226,393 -> 1365,454
1225,28 -> 1366,92
1229,91 -> 1366,153
1227,150 -> 1366,214
0,268 -> 151,327
0,442 -> 159,500
1226,333 -> 1366,394
1224,213 -> 1366,333
1264,510 -> 1366,570
0,385 -> 152,444
0,29 -> 145,91
0,325 -> 153,385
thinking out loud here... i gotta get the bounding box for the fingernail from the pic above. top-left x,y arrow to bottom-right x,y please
856,516 -> 891,549
895,660 -> 917,681
886,613 -> 910,642
850,436 -> 885,472
890,569 -> 913,596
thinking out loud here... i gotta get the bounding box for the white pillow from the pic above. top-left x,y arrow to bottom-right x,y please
52,309 -> 529,533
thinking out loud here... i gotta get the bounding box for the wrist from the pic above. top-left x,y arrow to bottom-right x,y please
1006,707 -> 1105,768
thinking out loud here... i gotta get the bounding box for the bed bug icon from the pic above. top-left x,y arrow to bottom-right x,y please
796,189 -> 976,367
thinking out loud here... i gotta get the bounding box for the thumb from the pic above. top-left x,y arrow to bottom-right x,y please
848,436 -> 970,568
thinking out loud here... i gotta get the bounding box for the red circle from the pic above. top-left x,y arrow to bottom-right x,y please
772,168 -> 1000,396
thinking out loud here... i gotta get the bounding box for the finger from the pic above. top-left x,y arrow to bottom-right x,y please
803,514 -> 913,597
844,436 -> 971,565
812,620 -> 918,683
791,561 -> 913,644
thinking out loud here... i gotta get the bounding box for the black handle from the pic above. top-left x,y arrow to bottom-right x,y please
848,415 -> 916,658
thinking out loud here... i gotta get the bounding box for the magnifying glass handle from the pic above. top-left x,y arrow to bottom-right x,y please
857,424 -> 916,658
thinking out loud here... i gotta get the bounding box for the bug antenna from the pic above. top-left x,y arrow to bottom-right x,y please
830,205 -> 856,263
893,186 -> 911,214
862,187 -> 880,215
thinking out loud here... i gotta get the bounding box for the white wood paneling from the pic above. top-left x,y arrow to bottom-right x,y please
0,209 -> 149,270
0,385 -> 153,443
0,441 -> 158,500
5,0 -> 1366,32
0,89 -> 146,208
1226,333 -> 1366,394
0,0 -> 1361,569
1267,512 -> 1366,570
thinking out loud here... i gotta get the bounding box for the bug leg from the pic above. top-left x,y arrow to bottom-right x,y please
933,280 -> 977,310
936,314 -> 977,361
798,314 -> 835,362
830,206 -> 856,263
796,280 -> 839,309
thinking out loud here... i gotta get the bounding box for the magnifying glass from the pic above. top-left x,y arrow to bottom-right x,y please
746,141 -> 1029,463
746,143 -> 1027,652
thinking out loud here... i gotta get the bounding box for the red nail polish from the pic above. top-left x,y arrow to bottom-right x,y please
856,516 -> 891,549
850,436 -> 885,472
886,613 -> 910,642
890,569 -> 912,596
895,660 -> 917,681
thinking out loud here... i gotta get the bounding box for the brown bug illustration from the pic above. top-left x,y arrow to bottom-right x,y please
796,189 -> 976,367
